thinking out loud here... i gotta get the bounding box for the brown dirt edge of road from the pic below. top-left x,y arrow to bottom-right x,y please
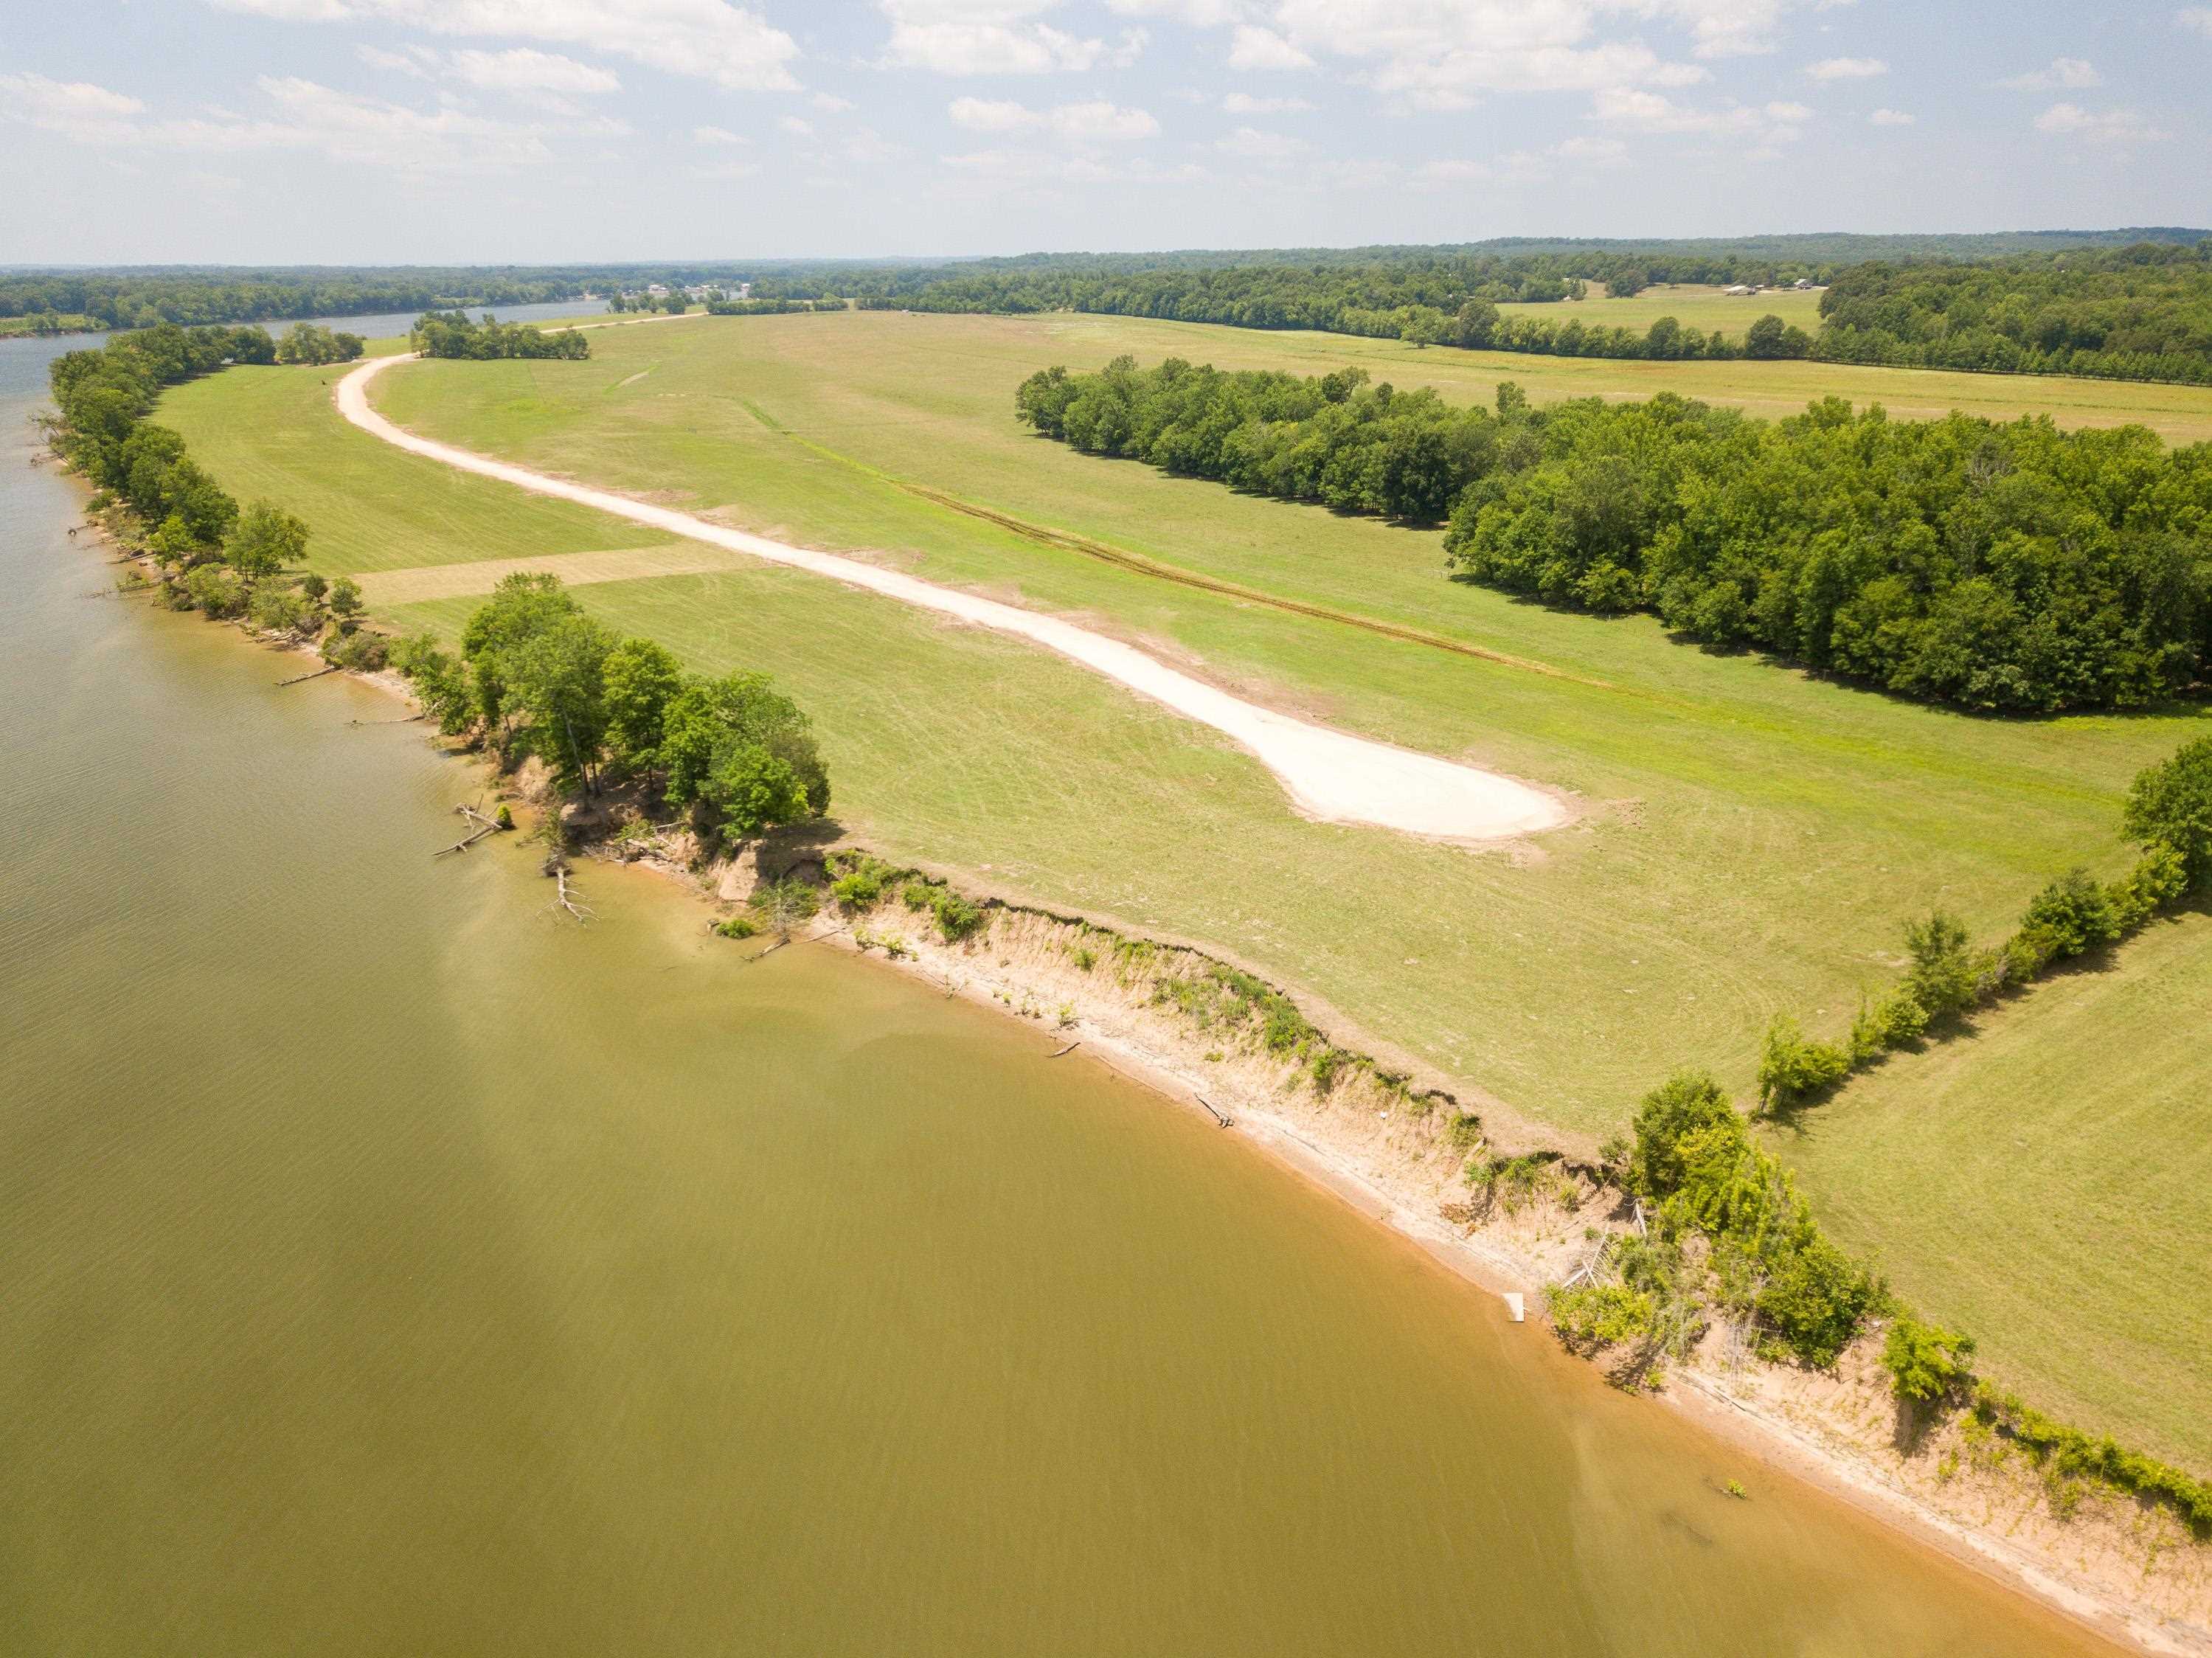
61,516 -> 2212,1658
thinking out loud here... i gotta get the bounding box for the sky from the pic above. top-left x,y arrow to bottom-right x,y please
2,0 -> 2209,266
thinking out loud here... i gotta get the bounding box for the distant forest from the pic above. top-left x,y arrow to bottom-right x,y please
10,228 -> 2212,384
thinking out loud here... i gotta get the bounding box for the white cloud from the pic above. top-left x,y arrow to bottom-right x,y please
0,72 -> 147,142
2176,8 -> 2212,38
1227,24 -> 1313,69
1867,106 -> 1913,125
811,91 -> 855,111
693,123 -> 749,143
948,96 -> 1158,139
355,44 -> 430,75
1103,0 -> 1244,22
2034,102 -> 2167,145
2001,56 -> 2101,90
1244,2 -> 1719,113
5,67 -> 623,170
940,146 -> 1204,185
880,0 -> 1145,73
1412,134 -> 1626,188
205,0 -> 800,91
1804,55 -> 1883,79
1589,86 -> 1809,140
1222,91 -> 1311,111
1216,123 -> 1307,159
445,48 -> 621,94
777,114 -> 816,136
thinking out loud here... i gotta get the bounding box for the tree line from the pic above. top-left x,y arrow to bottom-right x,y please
412,311 -> 590,361
864,258 -> 1814,362
48,325 -> 380,653
1016,356 -> 2212,712
393,573 -> 828,843
1816,243 -> 2212,386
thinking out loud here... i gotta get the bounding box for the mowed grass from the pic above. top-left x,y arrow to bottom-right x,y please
159,315 -> 2212,1140
1777,909 -> 2212,1471
1499,282 -> 1826,342
158,319 -> 2212,1466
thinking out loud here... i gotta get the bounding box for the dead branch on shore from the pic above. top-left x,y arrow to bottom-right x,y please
275,664 -> 340,687
434,824 -> 497,857
1194,1094 -> 1232,1128
350,712 -> 426,726
549,861 -> 594,923
1047,1041 -> 1081,1058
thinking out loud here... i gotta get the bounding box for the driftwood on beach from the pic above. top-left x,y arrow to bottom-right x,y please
275,664 -> 340,687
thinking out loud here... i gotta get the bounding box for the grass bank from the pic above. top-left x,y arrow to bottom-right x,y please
156,312 -> 2212,1473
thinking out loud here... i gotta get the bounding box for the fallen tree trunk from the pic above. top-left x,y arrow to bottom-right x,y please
276,665 -> 340,687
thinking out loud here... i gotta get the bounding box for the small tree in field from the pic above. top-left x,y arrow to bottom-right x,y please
2123,735 -> 2212,885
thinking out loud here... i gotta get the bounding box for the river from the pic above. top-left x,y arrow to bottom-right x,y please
0,332 -> 2123,1656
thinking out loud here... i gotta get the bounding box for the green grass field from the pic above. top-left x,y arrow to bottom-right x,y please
1500,282 -> 1826,342
1780,910 -> 2212,1472
159,311 -> 2212,1464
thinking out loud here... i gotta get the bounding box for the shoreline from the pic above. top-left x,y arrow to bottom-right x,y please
62,501 -> 2209,1658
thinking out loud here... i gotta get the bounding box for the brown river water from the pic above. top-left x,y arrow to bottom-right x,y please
0,334 -> 2123,1656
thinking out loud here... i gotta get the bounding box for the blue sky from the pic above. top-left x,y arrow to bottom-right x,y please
3,0 -> 2208,264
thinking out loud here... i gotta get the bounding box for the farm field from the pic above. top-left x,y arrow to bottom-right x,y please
160,312 -> 2212,1462
1778,910 -> 2212,1473
1499,281 -> 1826,341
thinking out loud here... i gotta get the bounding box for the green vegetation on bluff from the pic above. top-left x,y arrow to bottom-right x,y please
1821,243 -> 2212,384
413,310 -> 589,361
1016,355 -> 2212,712
154,310 -> 2212,1471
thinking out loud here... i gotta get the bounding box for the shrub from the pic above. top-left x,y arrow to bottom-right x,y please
2107,843 -> 2188,929
2017,868 -> 2122,961
2122,735 -> 2212,885
247,584 -> 311,635
1445,1111 -> 1485,1150
1882,1314 -> 1977,1404
1848,988 -> 1928,1062
929,890 -> 985,943
714,915 -> 758,940
494,804 -> 514,830
1750,1232 -> 1877,1367
1626,1071 -> 1739,1199
1755,1013 -> 1851,1109
901,878 -> 935,910
322,628 -> 389,671
181,563 -> 244,617
746,875 -> 819,927
1549,1283 -> 1656,1351
1902,909 -> 1978,1018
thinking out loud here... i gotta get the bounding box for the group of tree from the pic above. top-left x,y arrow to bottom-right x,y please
703,296 -> 839,316
606,291 -> 694,314
392,573 -> 828,840
411,311 -> 590,361
1017,356 -> 2212,712
272,323 -> 364,366
48,323 -> 379,649
1816,243 -> 2212,386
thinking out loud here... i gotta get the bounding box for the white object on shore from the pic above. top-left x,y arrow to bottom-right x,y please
336,354 -> 1568,846
1504,1292 -> 1525,1322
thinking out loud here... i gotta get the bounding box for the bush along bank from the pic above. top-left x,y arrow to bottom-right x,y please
1016,358 -> 2212,714
46,327 -> 379,662
1756,735 -> 2211,1113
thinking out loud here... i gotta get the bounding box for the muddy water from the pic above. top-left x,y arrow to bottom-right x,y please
0,336 -> 2121,1657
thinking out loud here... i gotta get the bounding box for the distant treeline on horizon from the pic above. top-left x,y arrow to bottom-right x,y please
10,228 -> 2212,386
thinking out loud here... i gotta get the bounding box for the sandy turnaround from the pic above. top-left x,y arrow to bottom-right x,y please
336,353 -> 1566,844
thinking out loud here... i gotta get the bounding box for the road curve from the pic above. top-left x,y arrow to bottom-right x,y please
336,353 -> 1567,843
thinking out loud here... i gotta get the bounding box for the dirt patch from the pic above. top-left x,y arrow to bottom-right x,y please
356,544 -> 747,606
